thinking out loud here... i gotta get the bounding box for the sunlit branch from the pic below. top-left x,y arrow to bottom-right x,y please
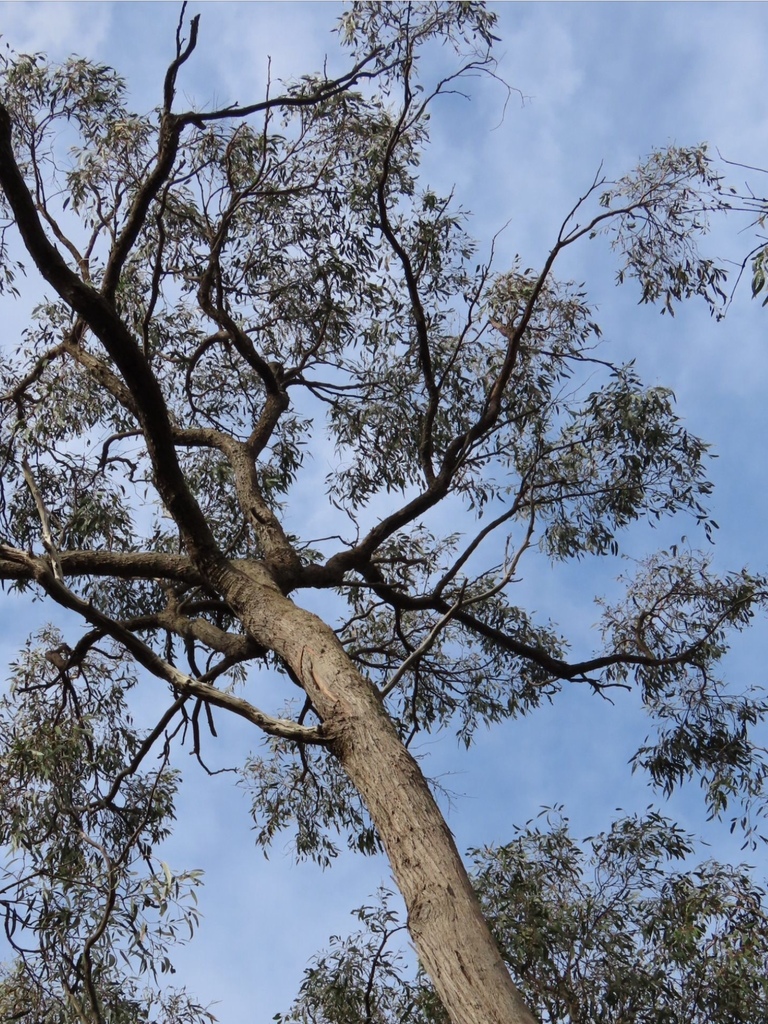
61,326 -> 140,418
0,545 -> 199,583
174,423 -> 302,584
20,456 -> 63,582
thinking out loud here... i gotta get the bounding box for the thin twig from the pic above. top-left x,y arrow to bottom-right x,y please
381,587 -> 466,699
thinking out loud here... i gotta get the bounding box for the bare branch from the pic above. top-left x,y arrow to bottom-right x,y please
0,105 -> 227,568
164,5 -> 200,113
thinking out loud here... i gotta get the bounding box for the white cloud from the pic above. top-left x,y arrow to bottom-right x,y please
0,1 -> 111,58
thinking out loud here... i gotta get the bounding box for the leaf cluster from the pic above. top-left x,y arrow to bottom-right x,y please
0,627 -> 208,1023
281,810 -> 768,1024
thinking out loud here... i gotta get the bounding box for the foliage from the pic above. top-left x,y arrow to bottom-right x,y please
281,811 -> 768,1024
0,628 -> 211,1022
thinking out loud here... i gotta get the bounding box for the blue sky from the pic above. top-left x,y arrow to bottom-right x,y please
1,2 -> 768,1021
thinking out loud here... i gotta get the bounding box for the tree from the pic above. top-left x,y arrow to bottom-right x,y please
0,3 -> 765,1022
279,811 -> 768,1024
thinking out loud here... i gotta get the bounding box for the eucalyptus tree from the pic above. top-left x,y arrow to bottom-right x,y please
0,4 -> 765,1024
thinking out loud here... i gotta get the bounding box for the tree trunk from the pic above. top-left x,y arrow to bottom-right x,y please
217,563 -> 538,1024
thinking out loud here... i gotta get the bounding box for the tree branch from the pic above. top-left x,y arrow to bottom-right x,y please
16,548 -> 328,744
0,545 -> 200,583
20,456 -> 63,582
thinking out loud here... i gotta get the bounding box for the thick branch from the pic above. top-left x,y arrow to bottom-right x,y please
0,546 -> 200,583
318,189 -> 661,580
356,565 -> 726,685
20,457 -> 63,582
174,423 -> 303,587
15,548 -> 327,744
62,328 -> 140,418
0,104 -> 226,574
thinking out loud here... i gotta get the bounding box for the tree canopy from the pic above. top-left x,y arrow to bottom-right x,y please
0,3 -> 766,1023
280,810 -> 768,1024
